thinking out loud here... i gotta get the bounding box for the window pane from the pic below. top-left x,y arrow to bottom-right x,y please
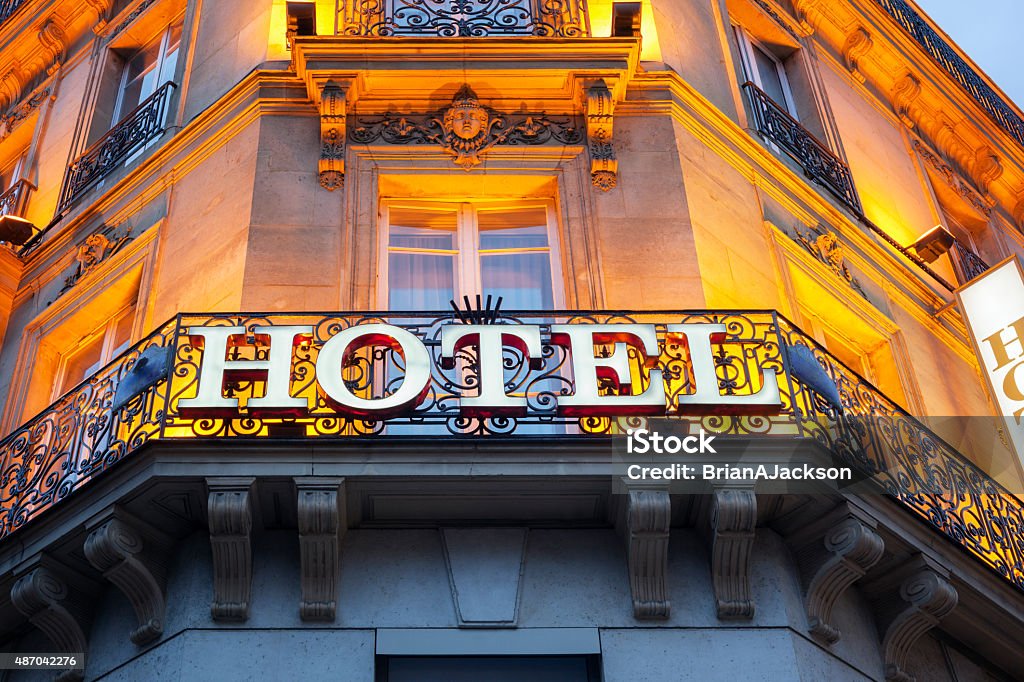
388,252 -> 455,310
478,207 -> 549,249
109,311 -> 134,358
387,657 -> 592,682
61,335 -> 106,394
388,209 -> 458,250
158,23 -> 184,85
753,45 -> 790,113
480,252 -> 553,309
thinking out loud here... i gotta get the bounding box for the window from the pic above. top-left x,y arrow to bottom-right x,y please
798,308 -> 910,409
379,200 -> 564,311
54,305 -> 135,399
378,656 -> 601,682
735,27 -> 797,116
112,23 -> 181,127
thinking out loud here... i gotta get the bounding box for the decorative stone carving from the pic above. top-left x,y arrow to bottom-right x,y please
0,65 -> 26,112
912,141 -> 991,216
109,0 -> 157,38
842,27 -> 872,83
0,86 -> 50,140
709,486 -> 756,619
84,507 -> 171,645
295,477 -> 345,622
791,0 -> 824,34
61,227 -> 131,293
801,517 -> 884,643
970,146 -> 1002,195
83,0 -> 113,30
11,558 -> 91,682
207,478 -> 255,622
626,488 -> 671,619
349,85 -> 583,171
318,80 -> 347,191
38,19 -> 68,75
891,73 -> 921,128
585,80 -> 617,191
751,0 -> 800,39
881,566 -> 958,682
793,225 -> 867,298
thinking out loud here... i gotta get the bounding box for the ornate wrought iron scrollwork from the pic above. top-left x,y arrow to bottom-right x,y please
57,81 -> 176,213
337,0 -> 588,37
0,0 -> 27,25
0,310 -> 1022,597
743,82 -> 860,213
875,0 -> 1024,148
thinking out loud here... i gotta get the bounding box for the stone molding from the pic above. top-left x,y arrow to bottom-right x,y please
709,485 -> 756,619
83,506 -> 171,645
295,477 -> 346,622
625,488 -> 671,619
206,477 -> 256,622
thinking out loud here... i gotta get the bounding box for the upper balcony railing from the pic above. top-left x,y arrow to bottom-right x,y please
0,310 -> 1021,592
337,0 -> 589,37
875,0 -> 1024,148
743,82 -> 862,214
56,81 -> 176,215
0,0 -> 27,25
949,238 -> 990,285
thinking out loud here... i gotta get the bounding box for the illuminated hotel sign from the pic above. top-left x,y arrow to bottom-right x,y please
178,322 -> 784,419
957,257 -> 1024,466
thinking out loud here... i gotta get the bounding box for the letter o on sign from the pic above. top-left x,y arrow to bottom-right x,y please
315,324 -> 432,418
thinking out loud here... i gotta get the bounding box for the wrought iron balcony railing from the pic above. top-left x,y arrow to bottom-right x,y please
0,0 -> 27,25
875,0 -> 1024,148
949,238 -> 990,285
743,82 -> 862,214
56,82 -> 176,214
0,310 -> 1021,591
0,178 -> 31,218
337,0 -> 589,37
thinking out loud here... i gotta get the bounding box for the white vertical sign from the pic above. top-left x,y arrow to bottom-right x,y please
956,257 -> 1024,466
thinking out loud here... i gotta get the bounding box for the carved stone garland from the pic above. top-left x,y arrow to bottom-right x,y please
319,81 -> 347,191
348,84 -> 584,173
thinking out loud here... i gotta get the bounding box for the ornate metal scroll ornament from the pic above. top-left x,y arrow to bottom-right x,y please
318,81 -> 347,191
794,225 -> 867,298
349,84 -> 583,171
585,80 -> 617,191
337,0 -> 588,37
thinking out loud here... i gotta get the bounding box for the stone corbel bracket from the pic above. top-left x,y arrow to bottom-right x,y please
318,80 -> 349,191
11,555 -> 95,682
207,477 -> 256,622
707,485 -> 756,619
295,477 -> 346,622
625,487 -> 671,619
83,506 -> 173,646
788,507 -> 884,644
585,79 -> 617,191
866,556 -> 958,682
842,27 -> 873,84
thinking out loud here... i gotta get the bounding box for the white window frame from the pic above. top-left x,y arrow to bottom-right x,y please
52,303 -> 135,400
111,22 -> 181,126
376,198 -> 566,310
735,26 -> 799,117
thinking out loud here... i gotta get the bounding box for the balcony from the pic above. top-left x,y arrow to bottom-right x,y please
743,82 -> 861,214
56,81 -> 176,215
875,0 -> 1024,148
0,310 -> 1021,593
336,0 -> 589,37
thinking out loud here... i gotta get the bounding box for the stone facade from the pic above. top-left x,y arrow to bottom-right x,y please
0,0 -> 1021,680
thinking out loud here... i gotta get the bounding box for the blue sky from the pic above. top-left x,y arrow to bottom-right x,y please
915,0 -> 1024,108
